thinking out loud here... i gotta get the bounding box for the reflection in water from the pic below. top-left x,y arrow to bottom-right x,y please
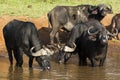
0,52 -> 120,80
105,52 -> 120,80
8,66 -> 23,80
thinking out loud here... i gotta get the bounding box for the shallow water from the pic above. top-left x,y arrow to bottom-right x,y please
0,52 -> 120,80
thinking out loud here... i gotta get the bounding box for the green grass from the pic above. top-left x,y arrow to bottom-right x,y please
0,0 -> 120,18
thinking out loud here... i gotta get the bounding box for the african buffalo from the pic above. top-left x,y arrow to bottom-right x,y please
107,13 -> 120,40
3,19 -> 54,70
59,19 -> 117,67
48,5 -> 88,45
48,4 -> 112,45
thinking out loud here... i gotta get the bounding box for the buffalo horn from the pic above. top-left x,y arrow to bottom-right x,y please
30,47 -> 35,53
108,4 -> 112,10
30,46 -> 54,57
88,26 -> 99,35
88,5 -> 97,11
64,43 -> 76,52
107,28 -> 118,36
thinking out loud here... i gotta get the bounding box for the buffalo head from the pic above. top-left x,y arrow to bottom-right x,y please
35,55 -> 51,70
89,4 -> 112,17
57,44 -> 73,64
88,26 -> 118,45
30,45 -> 54,70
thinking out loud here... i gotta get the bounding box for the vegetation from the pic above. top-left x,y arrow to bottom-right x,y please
0,0 -> 120,17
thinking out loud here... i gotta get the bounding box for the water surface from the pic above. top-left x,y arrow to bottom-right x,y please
0,52 -> 120,80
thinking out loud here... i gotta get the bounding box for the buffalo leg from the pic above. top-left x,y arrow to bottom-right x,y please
55,32 -> 61,44
50,25 -> 60,45
50,32 -> 54,45
79,55 -> 87,66
29,56 -> 34,68
3,34 -> 13,65
99,56 -> 106,66
13,50 -> 19,66
18,50 -> 23,67
13,48 -> 23,67
50,30 -> 57,45
7,48 -> 13,65
89,58 -> 96,67
4,42 -> 13,65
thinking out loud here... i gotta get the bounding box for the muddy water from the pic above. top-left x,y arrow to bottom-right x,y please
0,52 -> 120,80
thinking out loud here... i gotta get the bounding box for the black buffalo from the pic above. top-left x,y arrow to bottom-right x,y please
48,4 -> 112,45
59,20 -> 117,67
3,19 -> 54,70
107,13 -> 120,40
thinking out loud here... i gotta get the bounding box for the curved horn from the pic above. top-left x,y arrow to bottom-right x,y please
30,47 -> 35,53
88,26 -> 99,35
44,47 -> 54,55
107,28 -> 118,36
88,5 -> 97,11
30,47 -> 48,57
64,43 -> 76,52
108,4 -> 112,10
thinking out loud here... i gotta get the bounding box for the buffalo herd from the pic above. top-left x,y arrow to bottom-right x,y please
48,4 -> 112,45
2,3 -> 120,70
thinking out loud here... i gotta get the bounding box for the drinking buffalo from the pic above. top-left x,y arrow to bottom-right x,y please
3,19 -> 54,70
